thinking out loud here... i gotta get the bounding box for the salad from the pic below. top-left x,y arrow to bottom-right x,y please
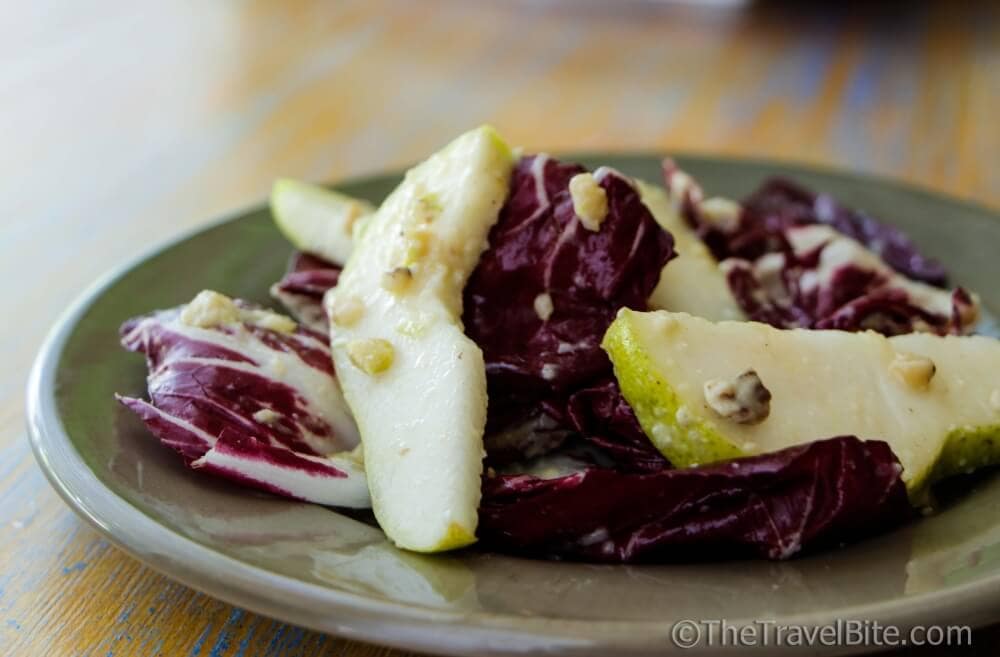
117,126 -> 1000,562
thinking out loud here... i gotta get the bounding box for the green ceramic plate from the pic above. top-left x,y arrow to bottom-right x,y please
27,155 -> 1000,656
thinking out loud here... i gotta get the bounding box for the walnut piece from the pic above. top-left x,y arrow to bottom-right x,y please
180,290 -> 295,333
703,369 -> 771,424
568,172 -> 608,231
533,292 -> 554,321
329,294 -> 365,327
889,352 -> 936,389
404,225 -> 432,263
699,197 -> 742,233
242,308 -> 297,334
180,290 -> 240,328
252,409 -> 282,425
346,338 -> 395,375
382,266 -> 414,294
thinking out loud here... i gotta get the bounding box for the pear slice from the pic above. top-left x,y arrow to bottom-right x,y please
272,178 -> 374,265
637,181 -> 745,321
327,126 -> 514,552
604,309 -> 1000,498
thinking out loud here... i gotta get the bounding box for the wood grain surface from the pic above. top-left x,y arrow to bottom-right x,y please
2,1 -> 998,655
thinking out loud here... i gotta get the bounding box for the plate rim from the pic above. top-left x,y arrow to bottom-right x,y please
25,154 -> 1000,656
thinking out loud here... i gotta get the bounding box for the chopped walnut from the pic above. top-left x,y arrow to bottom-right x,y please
405,225 -> 432,263
180,290 -> 295,333
703,369 -> 771,424
252,409 -> 282,425
533,292 -> 554,321
382,266 -> 414,294
242,308 -> 297,334
345,338 -> 395,375
180,290 -> 240,328
699,197 -> 742,233
889,352 -> 936,389
329,294 -> 365,327
568,172 -> 609,231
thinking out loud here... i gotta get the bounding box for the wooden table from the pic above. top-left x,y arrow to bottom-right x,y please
2,1 -> 998,655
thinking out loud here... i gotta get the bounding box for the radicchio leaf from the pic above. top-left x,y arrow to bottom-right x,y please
479,436 -> 912,562
464,155 -> 675,397
465,155 -> 674,468
663,161 -> 978,336
269,251 -> 341,332
563,379 -> 669,473
741,178 -> 948,285
192,429 -> 367,508
719,225 -> 978,335
117,293 -> 369,508
483,405 -> 574,467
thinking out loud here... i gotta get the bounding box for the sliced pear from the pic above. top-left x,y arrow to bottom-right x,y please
327,126 -> 514,552
272,178 -> 374,265
604,309 -> 1000,498
637,181 -> 744,321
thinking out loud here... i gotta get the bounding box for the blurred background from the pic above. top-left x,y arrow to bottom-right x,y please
2,1 -> 998,655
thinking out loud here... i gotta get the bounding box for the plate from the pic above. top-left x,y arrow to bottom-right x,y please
27,155 -> 1000,656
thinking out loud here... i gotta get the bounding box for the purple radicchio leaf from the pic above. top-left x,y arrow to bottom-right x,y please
117,298 -> 369,508
464,155 -> 675,398
718,225 -> 979,335
269,251 -> 341,332
191,429 -> 367,508
479,436 -> 912,562
563,379 -> 670,473
465,155 -> 674,468
662,161 -> 978,336
741,178 -> 948,286
482,403 -> 575,467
